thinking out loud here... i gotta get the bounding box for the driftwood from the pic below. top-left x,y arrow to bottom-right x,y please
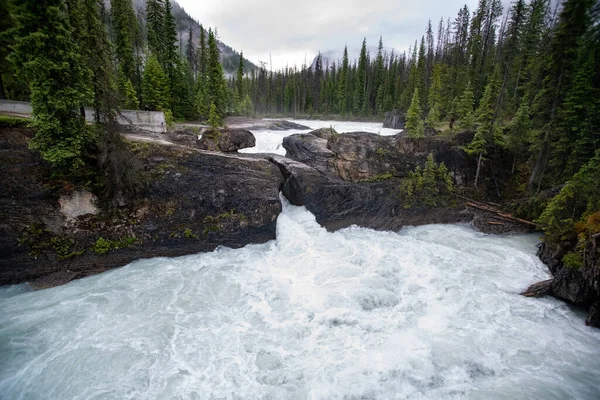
460,198 -> 539,228
521,279 -> 554,298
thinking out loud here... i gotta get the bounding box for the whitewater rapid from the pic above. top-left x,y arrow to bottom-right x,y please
239,119 -> 401,155
1,198 -> 600,399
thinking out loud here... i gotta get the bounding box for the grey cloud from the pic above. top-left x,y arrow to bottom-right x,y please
176,0 -> 509,69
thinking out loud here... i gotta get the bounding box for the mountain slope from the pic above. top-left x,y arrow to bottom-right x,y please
130,0 -> 258,74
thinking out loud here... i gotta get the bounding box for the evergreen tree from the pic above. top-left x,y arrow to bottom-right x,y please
142,53 -> 170,111
456,82 -> 475,130
236,51 -> 244,98
468,68 -> 502,186
186,28 -> 196,76
406,88 -> 425,138
338,45 -> 349,114
197,25 -> 207,84
110,0 -> 138,91
123,78 -> 139,109
9,0 -> 91,171
146,0 -> 164,60
207,101 -> 222,128
206,28 -> 228,117
353,38 -> 367,114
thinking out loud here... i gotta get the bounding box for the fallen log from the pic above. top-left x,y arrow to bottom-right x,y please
521,279 -> 553,298
465,201 -> 539,228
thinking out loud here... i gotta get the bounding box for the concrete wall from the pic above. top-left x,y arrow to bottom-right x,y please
0,100 -> 166,133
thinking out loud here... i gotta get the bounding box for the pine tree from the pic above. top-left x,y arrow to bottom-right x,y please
185,28 -> 196,76
123,78 -> 139,109
353,38 -> 367,114
194,84 -> 209,119
507,101 -> 531,172
456,82 -> 475,130
468,69 -> 502,186
146,0 -> 164,61
560,41 -> 600,177
206,28 -> 228,117
338,45 -> 349,114
9,0 -> 91,171
207,101 -> 222,128
142,53 -> 170,111
197,25 -> 207,84
110,0 -> 138,89
406,88 -> 425,138
236,52 -> 244,98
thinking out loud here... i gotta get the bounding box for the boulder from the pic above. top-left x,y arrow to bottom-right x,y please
283,133 -> 334,174
383,110 -> 405,129
197,128 -> 256,152
310,127 -> 338,141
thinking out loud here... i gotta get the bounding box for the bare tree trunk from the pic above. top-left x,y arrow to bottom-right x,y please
0,73 -> 6,100
474,150 -> 483,187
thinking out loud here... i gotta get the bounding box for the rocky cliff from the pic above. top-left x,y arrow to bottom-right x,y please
0,125 -> 536,290
535,239 -> 600,327
0,127 -> 282,287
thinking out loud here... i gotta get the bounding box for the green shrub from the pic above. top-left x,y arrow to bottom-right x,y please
562,252 -> 583,268
399,153 -> 454,208
93,237 -> 112,254
0,115 -> 30,127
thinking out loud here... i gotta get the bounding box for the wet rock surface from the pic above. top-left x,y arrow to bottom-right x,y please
197,128 -> 256,152
0,128 -> 282,285
383,110 -> 405,129
537,239 -> 600,327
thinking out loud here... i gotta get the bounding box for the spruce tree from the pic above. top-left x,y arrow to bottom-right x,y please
142,53 -> 170,111
9,0 -> 91,171
186,28 -> 196,76
207,101 -> 222,128
197,25 -> 207,84
469,69 -> 502,186
236,52 -> 244,98
456,82 -> 475,130
206,28 -> 228,117
146,0 -> 164,60
123,78 -> 139,109
338,45 -> 349,114
406,88 -> 425,138
353,38 -> 367,114
110,0 -> 138,90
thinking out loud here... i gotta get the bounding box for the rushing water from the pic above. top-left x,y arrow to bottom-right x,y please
1,198 -> 600,400
239,119 -> 401,155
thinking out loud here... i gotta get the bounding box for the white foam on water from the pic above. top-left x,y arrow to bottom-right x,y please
1,197 -> 600,399
239,119 -> 401,155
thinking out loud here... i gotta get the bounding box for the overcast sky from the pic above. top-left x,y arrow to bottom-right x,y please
176,0 -> 509,69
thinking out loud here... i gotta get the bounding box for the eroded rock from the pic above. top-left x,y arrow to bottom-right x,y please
197,128 -> 256,152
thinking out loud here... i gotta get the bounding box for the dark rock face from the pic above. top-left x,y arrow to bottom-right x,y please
269,155 -> 473,232
283,129 -> 475,185
283,133 -> 333,173
0,128 -> 282,286
383,110 -> 405,129
537,239 -> 600,327
197,128 -> 256,152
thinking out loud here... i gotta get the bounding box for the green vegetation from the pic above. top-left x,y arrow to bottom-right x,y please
203,209 -> 247,236
92,236 -> 136,254
0,115 -> 29,127
19,223 -> 84,260
399,154 -> 454,208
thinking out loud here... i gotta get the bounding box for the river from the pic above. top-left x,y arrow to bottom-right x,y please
1,195 -> 600,399
239,118 -> 402,155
